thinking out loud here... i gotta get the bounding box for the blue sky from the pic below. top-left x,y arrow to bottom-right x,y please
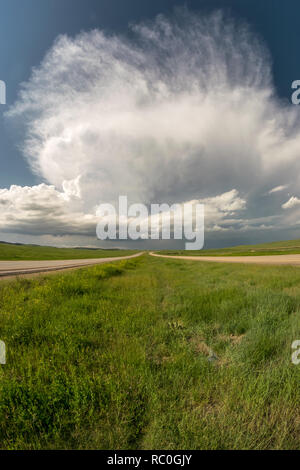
1,0 -> 300,248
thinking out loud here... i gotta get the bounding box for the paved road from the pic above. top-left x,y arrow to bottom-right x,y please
0,252 -> 143,278
150,252 -> 300,266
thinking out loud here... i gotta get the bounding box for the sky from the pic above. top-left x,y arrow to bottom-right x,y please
1,0 -> 300,249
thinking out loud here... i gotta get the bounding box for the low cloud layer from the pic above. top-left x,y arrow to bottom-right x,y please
0,184 -> 246,238
4,8 -> 300,246
0,184 -> 95,236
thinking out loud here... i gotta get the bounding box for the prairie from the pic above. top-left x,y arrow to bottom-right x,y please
0,242 -> 135,261
0,253 -> 300,449
158,238 -> 300,257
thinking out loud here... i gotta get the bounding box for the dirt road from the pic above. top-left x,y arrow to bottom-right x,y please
0,252 -> 143,279
150,252 -> 300,266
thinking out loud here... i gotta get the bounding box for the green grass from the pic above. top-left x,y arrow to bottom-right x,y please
1,254 -> 300,449
0,242 -> 135,260
158,237 -> 300,256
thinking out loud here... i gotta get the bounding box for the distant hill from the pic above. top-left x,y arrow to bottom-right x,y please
158,238 -> 300,257
0,242 -> 133,261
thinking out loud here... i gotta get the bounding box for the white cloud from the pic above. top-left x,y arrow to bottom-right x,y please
199,189 -> 246,213
269,185 -> 288,194
282,196 -> 300,210
5,9 -> 300,244
0,184 -> 96,236
62,176 -> 82,199
0,184 -> 245,237
132,189 -> 246,236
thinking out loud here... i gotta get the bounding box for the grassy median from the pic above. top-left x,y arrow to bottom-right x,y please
0,254 -> 300,449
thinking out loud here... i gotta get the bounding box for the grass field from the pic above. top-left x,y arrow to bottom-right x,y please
2,237 -> 300,261
0,242 -> 135,261
0,253 -> 300,449
158,237 -> 300,257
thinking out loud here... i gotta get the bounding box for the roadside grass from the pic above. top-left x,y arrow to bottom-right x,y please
0,255 -> 300,449
0,242 -> 135,260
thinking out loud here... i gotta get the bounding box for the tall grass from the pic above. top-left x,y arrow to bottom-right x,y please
0,255 -> 300,449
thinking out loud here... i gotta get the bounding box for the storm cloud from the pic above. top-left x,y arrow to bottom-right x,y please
4,8 -> 300,246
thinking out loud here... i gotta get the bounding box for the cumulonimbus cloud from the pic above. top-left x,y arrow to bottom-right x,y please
5,8 -> 300,242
